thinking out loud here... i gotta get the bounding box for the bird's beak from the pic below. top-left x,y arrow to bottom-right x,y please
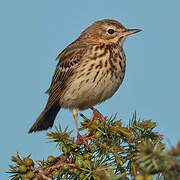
121,29 -> 141,37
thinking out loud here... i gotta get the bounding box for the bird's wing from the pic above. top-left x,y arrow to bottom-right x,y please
45,43 -> 87,109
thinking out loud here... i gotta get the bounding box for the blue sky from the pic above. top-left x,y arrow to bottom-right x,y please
1,0 -> 180,179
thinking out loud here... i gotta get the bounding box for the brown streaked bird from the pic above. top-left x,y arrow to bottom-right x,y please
29,19 -> 141,141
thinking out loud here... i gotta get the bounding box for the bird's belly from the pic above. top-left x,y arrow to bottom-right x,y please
61,67 -> 124,110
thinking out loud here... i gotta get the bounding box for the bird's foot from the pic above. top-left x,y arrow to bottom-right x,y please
76,133 -> 89,146
90,107 -> 105,123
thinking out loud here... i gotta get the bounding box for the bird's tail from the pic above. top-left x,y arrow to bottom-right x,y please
28,102 -> 61,133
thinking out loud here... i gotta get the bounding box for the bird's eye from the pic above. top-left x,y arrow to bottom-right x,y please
107,29 -> 115,34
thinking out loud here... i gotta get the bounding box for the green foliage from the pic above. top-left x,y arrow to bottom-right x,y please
7,112 -> 180,179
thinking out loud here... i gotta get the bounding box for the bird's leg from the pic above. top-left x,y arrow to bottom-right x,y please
72,108 -> 80,137
89,106 -> 105,123
72,108 -> 87,145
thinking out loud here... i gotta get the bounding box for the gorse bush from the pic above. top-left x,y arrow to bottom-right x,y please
7,112 -> 180,180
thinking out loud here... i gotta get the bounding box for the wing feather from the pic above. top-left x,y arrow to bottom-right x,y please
45,43 -> 87,110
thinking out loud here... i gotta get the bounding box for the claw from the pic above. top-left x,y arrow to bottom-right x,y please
76,133 -> 88,146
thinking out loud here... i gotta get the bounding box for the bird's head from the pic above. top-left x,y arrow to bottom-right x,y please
80,19 -> 141,46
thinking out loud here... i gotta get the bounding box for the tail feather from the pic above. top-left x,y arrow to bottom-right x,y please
28,102 -> 61,133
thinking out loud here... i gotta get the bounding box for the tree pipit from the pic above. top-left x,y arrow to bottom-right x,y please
29,19 -> 141,143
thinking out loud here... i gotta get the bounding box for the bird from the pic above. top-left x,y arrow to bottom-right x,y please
29,19 -> 141,142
